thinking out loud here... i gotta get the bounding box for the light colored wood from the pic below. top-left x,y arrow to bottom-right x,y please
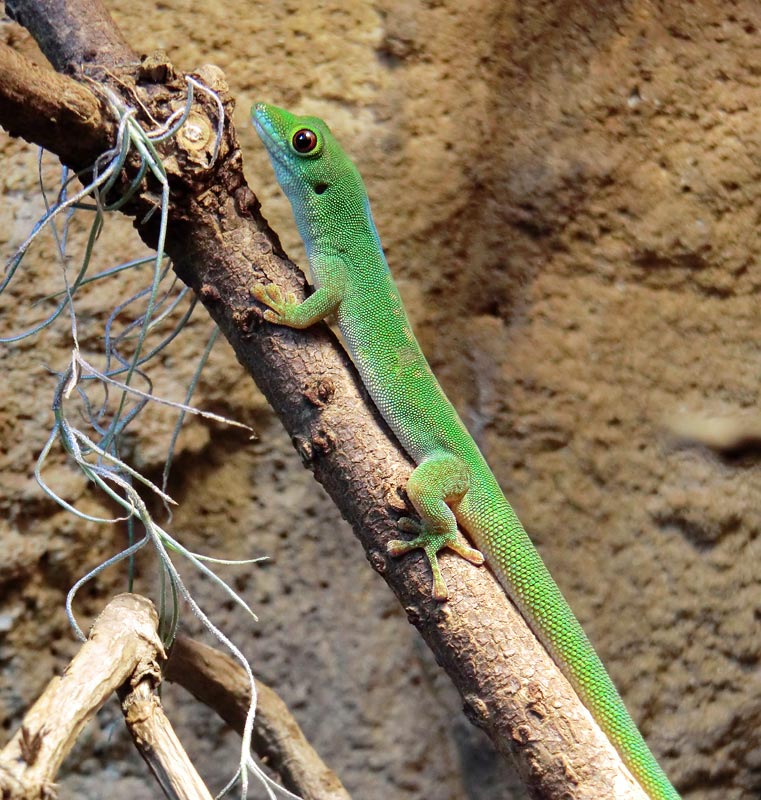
0,594 -> 210,800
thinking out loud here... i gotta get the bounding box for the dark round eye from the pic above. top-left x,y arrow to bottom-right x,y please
292,128 -> 318,153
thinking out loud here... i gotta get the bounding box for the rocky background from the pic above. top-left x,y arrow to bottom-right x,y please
1,1 -> 760,798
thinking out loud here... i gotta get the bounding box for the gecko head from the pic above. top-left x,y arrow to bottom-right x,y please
251,103 -> 355,207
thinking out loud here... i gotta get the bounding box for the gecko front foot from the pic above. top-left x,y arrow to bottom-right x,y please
251,283 -> 299,325
388,517 -> 485,601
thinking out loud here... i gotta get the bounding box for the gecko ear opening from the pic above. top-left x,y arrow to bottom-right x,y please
314,183 -> 329,195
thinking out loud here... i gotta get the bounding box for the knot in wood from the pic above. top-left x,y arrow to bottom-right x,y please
293,436 -> 313,464
462,695 -> 490,726
310,428 -> 335,456
369,549 -> 386,575
303,378 -> 335,408
176,111 -> 215,166
512,724 -> 534,745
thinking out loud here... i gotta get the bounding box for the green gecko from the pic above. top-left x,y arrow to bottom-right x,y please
250,102 -> 681,800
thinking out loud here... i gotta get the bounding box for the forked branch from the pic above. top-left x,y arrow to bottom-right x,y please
0,595 -> 352,800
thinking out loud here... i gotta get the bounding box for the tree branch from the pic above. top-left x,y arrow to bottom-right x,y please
0,3 -> 650,798
0,595 -> 170,797
0,597 -> 343,800
5,0 -> 136,74
118,647 -> 214,800
165,637 -> 352,800
0,42 -> 113,165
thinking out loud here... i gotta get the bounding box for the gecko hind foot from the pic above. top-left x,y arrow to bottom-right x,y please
388,517 -> 485,600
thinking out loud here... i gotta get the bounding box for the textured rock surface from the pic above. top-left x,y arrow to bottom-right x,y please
1,2 -> 760,798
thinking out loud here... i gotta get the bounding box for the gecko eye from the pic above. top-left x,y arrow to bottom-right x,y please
292,128 -> 318,153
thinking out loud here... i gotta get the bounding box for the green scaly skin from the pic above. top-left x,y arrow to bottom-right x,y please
250,103 -> 681,800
